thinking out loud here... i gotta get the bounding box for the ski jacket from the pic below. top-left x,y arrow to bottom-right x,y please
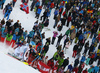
1,31 -> 7,38
54,10 -> 59,15
35,1 -> 40,7
12,34 -> 17,41
37,8 -> 42,14
81,56 -> 86,63
53,31 -> 58,38
93,66 -> 99,73
68,65 -> 73,72
6,34 -> 13,41
28,30 -> 35,38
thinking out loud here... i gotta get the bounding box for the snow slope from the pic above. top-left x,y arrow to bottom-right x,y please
0,51 -> 40,73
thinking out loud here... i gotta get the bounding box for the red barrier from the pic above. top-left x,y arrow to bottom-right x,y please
37,60 -> 51,73
10,39 -> 16,48
1,37 -> 5,43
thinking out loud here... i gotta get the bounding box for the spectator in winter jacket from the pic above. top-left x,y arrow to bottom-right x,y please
4,2 -> 12,14
56,45 -> 62,52
63,28 -> 70,37
6,19 -> 11,29
53,50 -> 59,60
40,10 -> 47,22
56,33 -> 63,47
44,19 -> 49,27
51,31 -> 58,44
50,2 -> 54,9
41,32 -> 45,39
64,41 -> 71,54
67,64 -> 73,72
93,65 -> 99,73
78,62 -> 85,73
10,32 -> 18,48
74,58 -> 79,68
18,26 -> 23,36
57,24 -> 63,31
35,1 -> 40,12
72,44 -> 78,58
62,57 -> 69,69
46,8 -> 50,17
88,44 -> 94,55
86,57 -> 90,65
70,30 -> 76,44
66,15 -> 72,27
54,8 -> 59,19
78,34 -> 84,44
63,37 -> 69,49
4,5 -> 13,20
0,0 -> 6,9
59,5 -> 64,15
74,31 -> 81,43
27,45 -> 36,65
41,0 -> 45,6
18,35 -> 24,43
14,27 -> 19,34
35,6 -> 42,19
53,15 -> 60,28
6,31 -> 13,46
27,29 -> 35,43
47,1 -> 51,8
30,0 -> 37,11
80,54 -> 86,64
88,67 -> 93,73
42,43 -> 49,56
45,37 -> 51,45
1,25 -> 5,34
14,20 -> 19,29
84,41 -> 89,54
58,56 -> 64,69
1,29 -> 7,43
23,30 -> 27,40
